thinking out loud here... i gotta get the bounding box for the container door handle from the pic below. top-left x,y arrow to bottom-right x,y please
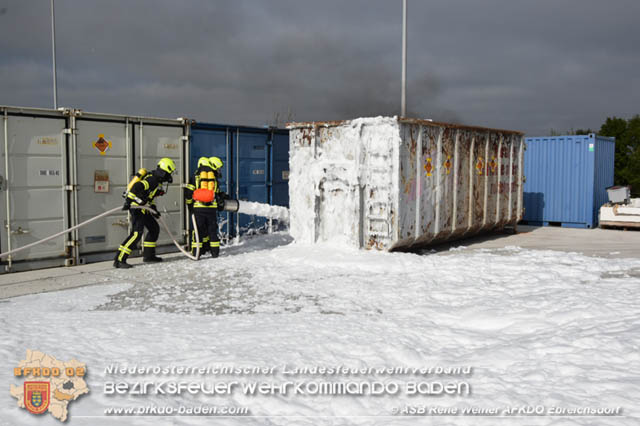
10,226 -> 31,235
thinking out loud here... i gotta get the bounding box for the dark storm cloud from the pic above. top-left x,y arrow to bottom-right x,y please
1,0 -> 639,135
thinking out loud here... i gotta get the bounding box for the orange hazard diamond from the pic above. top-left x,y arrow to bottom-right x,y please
489,156 -> 497,174
424,157 -> 433,177
443,155 -> 452,175
92,134 -> 112,155
476,157 -> 484,175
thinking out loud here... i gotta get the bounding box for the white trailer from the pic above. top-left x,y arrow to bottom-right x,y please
600,199 -> 640,229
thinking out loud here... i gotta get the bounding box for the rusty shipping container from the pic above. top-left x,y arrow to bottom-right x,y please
287,117 -> 525,250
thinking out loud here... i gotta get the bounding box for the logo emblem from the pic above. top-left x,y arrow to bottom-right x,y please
12,350 -> 89,422
24,382 -> 50,415
92,134 -> 112,155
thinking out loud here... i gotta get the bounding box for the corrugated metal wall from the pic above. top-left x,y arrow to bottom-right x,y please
0,106 -> 290,273
189,123 -> 289,239
189,125 -> 231,236
523,134 -> 615,228
0,106 -> 188,272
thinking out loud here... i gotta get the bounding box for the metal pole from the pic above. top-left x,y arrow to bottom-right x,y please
139,121 -> 144,251
184,121 -> 190,244
3,109 -> 12,270
139,120 -> 144,171
125,118 -> 132,234
60,113 -> 70,264
180,121 -> 187,239
50,0 -> 58,109
70,113 -> 79,265
414,126 -> 422,240
401,0 -> 407,117
225,128 -> 230,245
125,119 -> 131,184
235,129 -> 240,243
268,130 -> 273,234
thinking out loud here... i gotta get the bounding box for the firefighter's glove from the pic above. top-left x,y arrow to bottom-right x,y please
122,201 -> 131,211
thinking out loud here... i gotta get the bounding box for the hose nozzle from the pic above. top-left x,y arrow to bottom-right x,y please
222,199 -> 239,213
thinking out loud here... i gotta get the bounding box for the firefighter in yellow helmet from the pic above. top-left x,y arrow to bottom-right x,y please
209,156 -> 223,171
210,156 -> 231,211
184,157 -> 225,258
114,157 -> 176,268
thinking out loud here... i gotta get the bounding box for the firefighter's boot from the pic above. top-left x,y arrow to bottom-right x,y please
113,253 -> 133,269
143,247 -> 163,263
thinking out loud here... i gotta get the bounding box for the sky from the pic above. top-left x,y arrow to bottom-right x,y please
1,0 -> 639,136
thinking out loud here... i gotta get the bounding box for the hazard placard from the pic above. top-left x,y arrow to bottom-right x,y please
92,134 -> 112,155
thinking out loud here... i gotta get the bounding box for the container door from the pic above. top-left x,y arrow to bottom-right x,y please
524,135 -> 592,226
75,120 -> 130,256
190,126 -> 231,238
136,124 -> 184,247
270,131 -> 289,207
0,114 -> 68,264
317,165 -> 361,245
563,137 -> 592,227
236,131 -> 269,232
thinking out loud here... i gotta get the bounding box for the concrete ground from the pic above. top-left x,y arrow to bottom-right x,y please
431,225 -> 640,258
0,253 -> 177,300
1,226 -> 639,300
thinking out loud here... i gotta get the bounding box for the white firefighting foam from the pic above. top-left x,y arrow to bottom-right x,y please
237,201 -> 289,222
1,237 -> 639,425
288,117 -> 401,246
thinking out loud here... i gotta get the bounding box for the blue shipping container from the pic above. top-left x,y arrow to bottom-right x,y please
189,123 -> 289,238
523,134 -> 615,228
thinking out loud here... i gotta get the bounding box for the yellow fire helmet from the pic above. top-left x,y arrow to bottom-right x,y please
209,157 -> 224,170
197,157 -> 211,168
157,157 -> 176,174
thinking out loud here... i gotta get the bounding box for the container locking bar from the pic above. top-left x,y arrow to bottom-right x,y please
10,226 -> 30,235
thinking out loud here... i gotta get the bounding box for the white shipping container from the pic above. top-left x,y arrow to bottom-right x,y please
1,105 -> 188,272
288,117 -> 525,250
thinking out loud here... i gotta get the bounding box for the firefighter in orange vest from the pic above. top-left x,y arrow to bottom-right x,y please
114,157 -> 176,268
184,157 -> 224,258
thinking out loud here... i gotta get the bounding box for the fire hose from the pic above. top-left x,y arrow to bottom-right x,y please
0,205 -> 201,261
